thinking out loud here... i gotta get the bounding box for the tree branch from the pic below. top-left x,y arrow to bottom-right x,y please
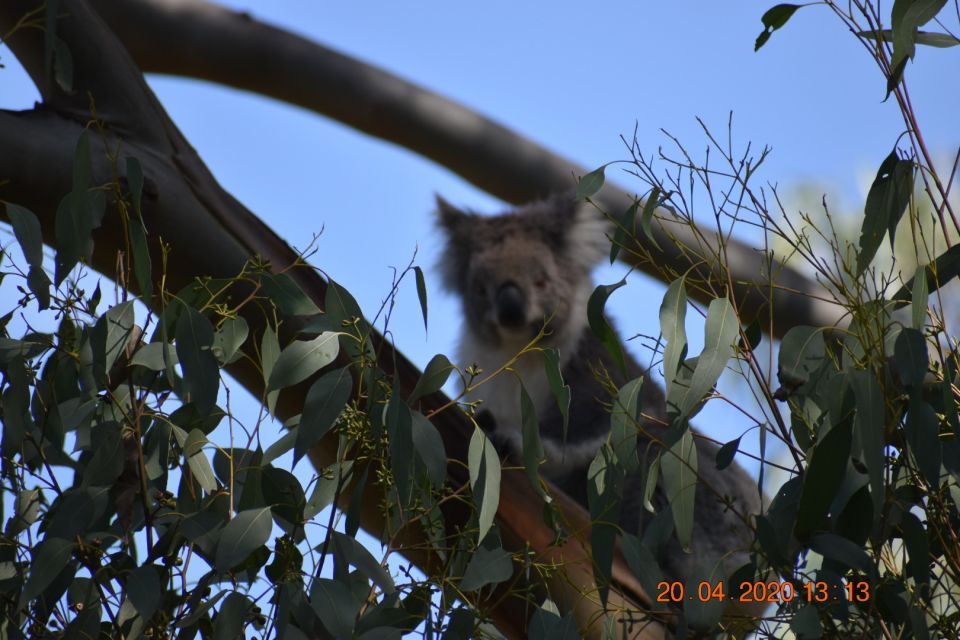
88,0 -> 844,338
0,1 -> 664,637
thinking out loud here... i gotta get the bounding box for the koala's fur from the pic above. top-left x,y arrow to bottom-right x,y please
436,194 -> 760,584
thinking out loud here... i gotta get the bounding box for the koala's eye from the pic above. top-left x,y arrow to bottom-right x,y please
534,276 -> 548,290
471,280 -> 486,297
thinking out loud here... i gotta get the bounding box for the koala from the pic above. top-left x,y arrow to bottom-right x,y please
435,193 -> 760,586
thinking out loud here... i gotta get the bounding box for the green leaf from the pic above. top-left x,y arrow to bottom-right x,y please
906,397 -> 941,486
183,429 -> 218,494
586,446 -> 622,607
528,605 -> 581,640
98,301 -> 136,386
777,325 -> 826,393
892,244 -> 960,307
642,453 -> 661,512
460,545 -> 513,591
414,266 -> 429,333
54,132 -> 106,284
6,203 -> 51,310
639,187 -> 663,251
268,331 -> 340,390
130,342 -> 178,371
295,366 -> 352,463
850,369 -> 885,522
260,272 -> 320,317
809,532 -> 874,575
900,511 -> 931,590
408,354 -> 454,403
519,381 -> 545,497
790,604 -> 823,639
587,278 -> 627,375
610,377 -> 643,474
857,150 -> 914,275
326,277 -> 364,326
385,393 -> 415,509
662,431 -> 698,550
468,428 -> 501,544
331,531 -> 396,595
542,348 -> 570,443
675,297 -> 738,421
576,164 -> 607,199
891,0 -> 948,71
659,277 -> 688,400
262,467 -> 306,536
213,316 -> 249,365
715,435 -> 743,471
755,4 -> 801,51
127,565 -> 161,621
894,328 -> 928,388
610,199 -> 640,264
215,507 -> 273,572
51,35 -> 73,92
176,304 -> 220,413
311,577 -> 359,638
22,537 -> 74,603
261,326 -> 281,415
5,489 -> 42,537
213,592 -> 253,640
126,157 -> 153,301
796,419 -> 852,536
858,28 -> 960,48
620,533 -> 667,612
411,411 -> 448,488
911,266 -> 929,329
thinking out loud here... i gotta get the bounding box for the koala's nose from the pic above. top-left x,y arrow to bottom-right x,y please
495,282 -> 526,328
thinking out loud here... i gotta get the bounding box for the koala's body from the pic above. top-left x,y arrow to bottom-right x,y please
436,194 -> 760,585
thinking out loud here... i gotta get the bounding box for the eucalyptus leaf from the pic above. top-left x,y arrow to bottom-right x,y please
22,537 -> 74,603
176,304 -> 220,413
414,265 -> 429,333
311,577 -> 359,639
408,354 -> 454,403
411,411 -> 448,488
519,381 -> 545,497
662,431 -> 698,550
576,164 -> 607,199
460,545 -> 513,591
268,331 -> 341,390
587,278 -> 627,375
215,507 -> 273,572
468,428 -> 501,544
659,277 -> 688,400
295,366 -> 352,463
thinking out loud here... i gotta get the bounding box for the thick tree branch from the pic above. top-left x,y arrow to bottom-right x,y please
89,0 -> 844,338
0,1 -> 667,637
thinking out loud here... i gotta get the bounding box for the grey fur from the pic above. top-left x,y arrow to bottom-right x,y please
436,194 -> 760,584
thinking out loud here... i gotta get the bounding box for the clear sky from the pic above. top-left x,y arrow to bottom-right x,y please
1,0 -> 957,510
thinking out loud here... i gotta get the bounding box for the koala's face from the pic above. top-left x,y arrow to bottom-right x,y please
461,234 -> 571,345
436,195 -> 607,348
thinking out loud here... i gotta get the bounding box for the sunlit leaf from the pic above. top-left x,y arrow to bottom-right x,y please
468,428 -> 501,544
576,164 -> 607,199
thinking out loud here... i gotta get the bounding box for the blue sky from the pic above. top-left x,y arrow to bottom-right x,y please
1,0 -> 957,507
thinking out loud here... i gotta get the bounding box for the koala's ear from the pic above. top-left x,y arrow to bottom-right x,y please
434,195 -> 473,292
435,195 -> 468,236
